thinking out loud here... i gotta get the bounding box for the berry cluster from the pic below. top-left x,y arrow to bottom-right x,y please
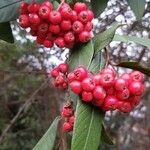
61,104 -> 75,132
50,63 -> 69,90
19,1 -> 94,49
68,66 -> 144,113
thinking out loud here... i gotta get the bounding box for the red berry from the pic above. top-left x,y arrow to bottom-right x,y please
79,31 -> 91,42
39,5 -> 51,19
46,32 -> 53,40
30,29 -> 38,36
49,11 -> 62,24
82,91 -> 93,102
29,13 -> 40,25
93,74 -> 102,85
20,2 -> 29,14
100,73 -> 115,88
129,82 -> 144,95
36,36 -> 45,44
58,63 -> 68,73
30,24 -> 39,31
66,42 -> 74,49
118,101 -> 132,113
72,21 -> 84,34
49,24 -> 60,34
69,116 -> 75,125
61,7 -> 73,20
64,32 -> 75,43
55,37 -> 65,48
81,77 -> 95,92
130,95 -> 141,107
106,87 -> 115,95
73,2 -> 87,13
85,22 -> 93,32
70,81 -> 82,94
43,40 -> 53,48
87,10 -> 94,21
93,86 -> 106,100
101,68 -> 116,77
130,71 -> 144,82
103,96 -> 118,111
28,2 -> 40,13
61,20 -> 72,31
19,14 -> 30,28
55,75 -> 65,85
63,122 -> 73,132
78,11 -> 89,24
116,89 -> 130,100
92,98 -> 104,107
120,73 -> 131,84
50,68 -> 59,77
115,78 -> 128,91
73,66 -> 87,81
71,10 -> 78,22
62,82 -> 68,89
42,1 -> 53,11
38,22 -> 49,34
67,72 -> 75,82
62,107 -> 73,117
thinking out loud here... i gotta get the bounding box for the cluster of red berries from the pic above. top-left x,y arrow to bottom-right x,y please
68,66 -> 144,113
19,1 -> 94,49
50,63 -> 69,90
61,104 -> 75,132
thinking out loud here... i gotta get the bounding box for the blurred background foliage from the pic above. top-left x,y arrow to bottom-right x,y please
0,0 -> 150,150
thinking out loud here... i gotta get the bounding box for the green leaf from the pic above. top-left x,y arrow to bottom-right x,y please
69,39 -> 104,150
101,124 -> 114,145
53,0 -> 60,9
94,24 -> 122,54
0,22 -> 14,43
113,34 -> 150,48
128,0 -> 146,21
89,51 -> 105,73
71,100 -> 103,150
91,0 -> 108,17
0,0 -> 43,23
33,116 -> 61,150
117,61 -> 150,76
68,41 -> 94,72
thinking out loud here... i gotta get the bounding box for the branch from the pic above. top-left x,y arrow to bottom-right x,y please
0,78 -> 50,144
0,68 -> 47,75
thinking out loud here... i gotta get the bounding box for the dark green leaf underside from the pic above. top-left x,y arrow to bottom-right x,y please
89,51 -> 105,73
128,0 -> 146,21
117,61 -> 150,76
0,22 -> 14,43
94,24 -> 123,54
0,0 -> 50,23
113,34 -> 150,48
69,41 -> 94,72
33,116 -> 61,150
91,0 -> 108,17
71,100 -> 103,150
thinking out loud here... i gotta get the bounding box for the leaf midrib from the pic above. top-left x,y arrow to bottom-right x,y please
83,108 -> 94,150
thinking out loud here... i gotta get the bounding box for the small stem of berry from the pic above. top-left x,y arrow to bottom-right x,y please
104,47 -> 109,68
57,0 -> 65,11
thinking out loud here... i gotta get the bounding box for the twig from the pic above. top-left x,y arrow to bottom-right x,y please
0,68 -> 47,75
104,47 -> 109,68
57,0 -> 65,11
137,48 -> 146,62
0,78 -> 50,144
